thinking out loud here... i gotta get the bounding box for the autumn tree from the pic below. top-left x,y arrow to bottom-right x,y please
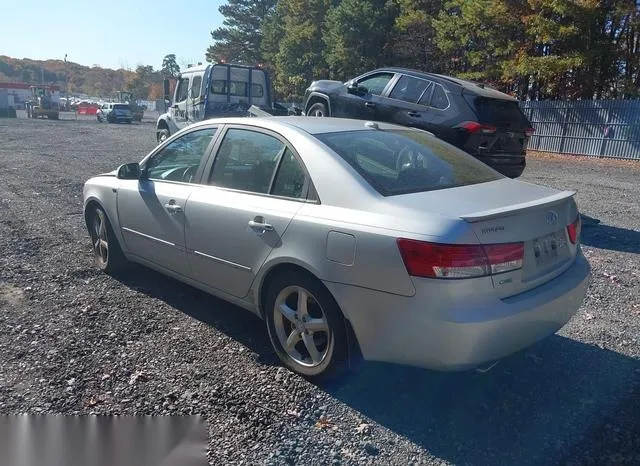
206,0 -> 277,64
127,65 -> 154,99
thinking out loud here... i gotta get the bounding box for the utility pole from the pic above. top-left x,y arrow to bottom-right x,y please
64,54 -> 69,111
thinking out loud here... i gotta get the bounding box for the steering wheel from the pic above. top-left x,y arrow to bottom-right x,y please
396,146 -> 422,172
181,166 -> 196,183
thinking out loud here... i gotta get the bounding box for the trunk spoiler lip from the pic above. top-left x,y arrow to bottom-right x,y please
460,190 -> 576,223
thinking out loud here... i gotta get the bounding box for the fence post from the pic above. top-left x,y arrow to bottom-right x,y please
558,101 -> 569,154
599,101 -> 612,157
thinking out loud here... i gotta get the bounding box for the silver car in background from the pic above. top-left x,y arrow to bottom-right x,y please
83,117 -> 590,379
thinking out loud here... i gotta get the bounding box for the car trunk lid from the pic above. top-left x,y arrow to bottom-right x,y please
384,179 -> 581,297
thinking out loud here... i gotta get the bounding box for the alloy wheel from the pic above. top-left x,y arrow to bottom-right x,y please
273,285 -> 331,367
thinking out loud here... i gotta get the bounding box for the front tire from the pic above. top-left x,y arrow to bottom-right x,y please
88,206 -> 127,274
265,272 -> 348,380
157,128 -> 170,144
307,102 -> 329,117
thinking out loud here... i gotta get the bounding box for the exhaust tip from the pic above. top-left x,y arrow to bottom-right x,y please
474,360 -> 500,374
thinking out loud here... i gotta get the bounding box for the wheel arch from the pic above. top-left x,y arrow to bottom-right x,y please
255,260 -> 362,362
83,196 -> 128,255
304,93 -> 332,116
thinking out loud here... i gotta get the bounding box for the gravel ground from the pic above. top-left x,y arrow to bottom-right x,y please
0,114 -> 639,466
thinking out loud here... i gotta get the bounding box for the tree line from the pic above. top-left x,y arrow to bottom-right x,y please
206,0 -> 640,101
0,55 -> 183,101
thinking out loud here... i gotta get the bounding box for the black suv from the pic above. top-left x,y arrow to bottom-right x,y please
303,68 -> 534,178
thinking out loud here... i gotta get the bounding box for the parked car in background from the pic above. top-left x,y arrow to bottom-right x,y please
97,103 -> 133,124
303,68 -> 535,178
83,116 -> 589,379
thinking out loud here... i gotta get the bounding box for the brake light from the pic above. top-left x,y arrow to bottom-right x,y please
567,215 -> 581,244
397,239 -> 524,279
525,127 -> 535,137
458,121 -> 497,134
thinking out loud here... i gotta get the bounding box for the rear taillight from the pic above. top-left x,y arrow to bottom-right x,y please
525,127 -> 535,137
397,239 -> 524,279
567,215 -> 581,244
457,121 -> 497,134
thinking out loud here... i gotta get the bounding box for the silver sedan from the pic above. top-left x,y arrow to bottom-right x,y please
83,117 -> 591,378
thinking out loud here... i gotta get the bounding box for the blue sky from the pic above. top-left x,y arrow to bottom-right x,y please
2,0 -> 226,70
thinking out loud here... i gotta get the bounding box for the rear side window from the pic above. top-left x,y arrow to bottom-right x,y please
389,76 -> 432,104
315,129 -> 501,196
469,97 -> 529,127
430,85 -> 449,109
209,129 -> 285,194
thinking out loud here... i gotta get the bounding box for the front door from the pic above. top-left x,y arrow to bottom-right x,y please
333,72 -> 395,120
185,127 -> 310,298
171,76 -> 191,130
117,127 -> 218,277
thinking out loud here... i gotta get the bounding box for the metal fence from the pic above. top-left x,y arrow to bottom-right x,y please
519,99 -> 640,160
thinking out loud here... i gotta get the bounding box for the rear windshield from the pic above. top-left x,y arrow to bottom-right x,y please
315,129 -> 502,196
113,104 -> 130,110
468,97 -> 529,127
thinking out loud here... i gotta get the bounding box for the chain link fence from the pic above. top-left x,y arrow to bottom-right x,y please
520,100 -> 640,160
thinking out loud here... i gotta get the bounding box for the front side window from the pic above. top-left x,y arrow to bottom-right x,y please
191,76 -> 202,99
145,128 -> 216,183
315,129 -> 501,196
209,129 -> 285,194
389,76 -> 432,104
356,73 -> 394,96
175,77 -> 189,102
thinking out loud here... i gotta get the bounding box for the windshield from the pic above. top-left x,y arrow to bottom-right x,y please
315,129 -> 502,196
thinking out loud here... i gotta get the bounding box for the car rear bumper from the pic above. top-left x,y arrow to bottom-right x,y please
324,251 -> 590,371
474,155 -> 526,178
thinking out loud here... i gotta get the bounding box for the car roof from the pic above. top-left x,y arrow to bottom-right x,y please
374,67 -> 517,101
185,116 -> 413,135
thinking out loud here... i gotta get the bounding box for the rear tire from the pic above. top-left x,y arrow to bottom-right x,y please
307,102 -> 329,117
88,206 -> 127,274
265,272 -> 348,380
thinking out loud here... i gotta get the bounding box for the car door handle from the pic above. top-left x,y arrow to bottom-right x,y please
248,217 -> 274,235
364,102 -> 376,108
165,203 -> 183,214
408,111 -> 421,117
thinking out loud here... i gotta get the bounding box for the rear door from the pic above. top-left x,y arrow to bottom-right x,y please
463,94 -> 532,156
333,72 -> 395,119
184,126 -> 310,298
378,74 -> 436,130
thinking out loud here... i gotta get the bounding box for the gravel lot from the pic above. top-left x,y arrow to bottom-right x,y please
0,113 -> 639,466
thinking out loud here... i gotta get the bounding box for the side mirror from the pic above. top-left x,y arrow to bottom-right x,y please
346,81 -> 358,94
117,162 -> 141,180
